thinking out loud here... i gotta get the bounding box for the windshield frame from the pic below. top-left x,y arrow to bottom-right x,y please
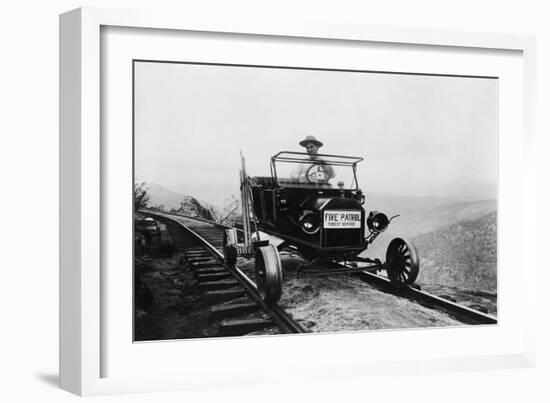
270,151 -> 363,190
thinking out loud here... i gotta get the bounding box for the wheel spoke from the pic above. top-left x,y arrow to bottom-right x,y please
387,238 -> 419,287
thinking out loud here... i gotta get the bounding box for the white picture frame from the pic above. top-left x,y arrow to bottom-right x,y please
59,7 -> 537,396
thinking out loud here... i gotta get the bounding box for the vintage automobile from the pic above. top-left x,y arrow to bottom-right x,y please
223,151 -> 419,302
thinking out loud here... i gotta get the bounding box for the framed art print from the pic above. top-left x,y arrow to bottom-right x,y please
60,7 -> 536,396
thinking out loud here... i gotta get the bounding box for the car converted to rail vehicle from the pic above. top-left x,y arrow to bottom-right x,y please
223,151 -> 420,302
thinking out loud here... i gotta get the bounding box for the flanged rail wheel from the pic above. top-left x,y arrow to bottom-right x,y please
223,229 -> 237,265
255,244 -> 283,302
385,237 -> 420,288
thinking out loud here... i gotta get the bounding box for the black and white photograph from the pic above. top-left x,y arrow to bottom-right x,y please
133,60 -> 498,341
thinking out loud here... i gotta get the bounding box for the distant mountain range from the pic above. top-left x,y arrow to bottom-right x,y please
379,198 -> 496,238
362,198 -> 496,255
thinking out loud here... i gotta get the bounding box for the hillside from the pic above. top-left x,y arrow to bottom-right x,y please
366,197 -> 496,239
412,211 -> 497,292
144,182 -> 214,210
365,193 -> 457,214
145,183 -> 207,210
363,199 -> 496,258
144,183 -> 241,224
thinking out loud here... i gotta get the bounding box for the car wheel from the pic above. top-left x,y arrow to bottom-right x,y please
385,237 -> 420,287
255,244 -> 283,302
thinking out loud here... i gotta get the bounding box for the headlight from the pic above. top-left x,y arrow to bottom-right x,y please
367,211 -> 389,233
299,210 -> 320,234
353,188 -> 365,205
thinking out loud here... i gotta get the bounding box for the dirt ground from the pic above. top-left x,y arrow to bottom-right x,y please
238,251 -> 464,333
134,252 -> 207,341
417,283 -> 497,316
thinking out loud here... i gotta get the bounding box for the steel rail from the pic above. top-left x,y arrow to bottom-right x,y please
351,269 -> 497,325
146,210 -> 232,228
145,211 -> 308,334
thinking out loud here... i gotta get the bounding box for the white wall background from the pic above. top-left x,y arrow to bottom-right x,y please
0,1 -> 548,402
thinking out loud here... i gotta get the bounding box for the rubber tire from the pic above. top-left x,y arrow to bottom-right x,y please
255,244 -> 283,302
386,237 -> 420,288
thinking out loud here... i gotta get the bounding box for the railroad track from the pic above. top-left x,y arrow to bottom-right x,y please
142,211 -> 496,327
141,211 -> 308,336
351,270 -> 497,325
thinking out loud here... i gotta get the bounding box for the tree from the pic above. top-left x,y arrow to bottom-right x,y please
134,182 -> 151,211
218,194 -> 240,225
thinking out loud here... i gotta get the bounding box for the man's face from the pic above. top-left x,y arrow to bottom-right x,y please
305,142 -> 319,158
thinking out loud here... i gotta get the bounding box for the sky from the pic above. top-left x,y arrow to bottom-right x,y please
134,61 -> 498,208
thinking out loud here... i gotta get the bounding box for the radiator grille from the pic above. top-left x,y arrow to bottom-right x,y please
322,228 -> 362,247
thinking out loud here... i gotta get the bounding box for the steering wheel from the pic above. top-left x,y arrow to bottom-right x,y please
306,164 -> 329,183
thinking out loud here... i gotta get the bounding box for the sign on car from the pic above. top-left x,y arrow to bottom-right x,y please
323,210 -> 361,229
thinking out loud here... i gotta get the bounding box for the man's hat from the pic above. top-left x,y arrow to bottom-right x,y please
299,135 -> 323,148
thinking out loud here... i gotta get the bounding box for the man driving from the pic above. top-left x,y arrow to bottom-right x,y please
292,135 -> 335,183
